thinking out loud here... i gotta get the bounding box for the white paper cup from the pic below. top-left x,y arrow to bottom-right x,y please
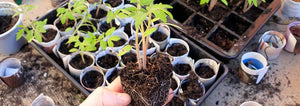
194,58 -> 219,87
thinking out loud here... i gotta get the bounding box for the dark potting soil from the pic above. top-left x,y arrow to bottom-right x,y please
99,20 -> 119,32
56,19 -> 75,31
124,23 -> 132,37
79,20 -> 97,33
42,29 -> 57,42
121,52 -> 137,66
151,31 -> 167,42
167,43 -> 187,56
169,2 -> 193,23
185,14 -> 214,40
91,8 -> 107,19
154,0 -> 173,4
119,53 -> 173,106
96,54 -> 118,69
195,63 -> 215,78
208,28 -> 238,51
91,43 -> 100,52
181,79 -> 204,100
129,37 -> 155,50
223,14 -> 251,35
235,3 -> 263,21
105,0 -> 122,7
82,70 -> 103,88
198,4 -> 229,21
173,64 -> 191,75
59,39 -> 77,55
179,0 -> 201,11
107,68 -> 119,83
70,54 -> 93,70
290,25 -> 300,37
166,97 -> 185,106
171,78 -> 178,90
112,39 -> 126,47
0,15 -> 19,34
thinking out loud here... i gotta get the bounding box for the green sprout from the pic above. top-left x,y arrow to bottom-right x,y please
14,5 -> 48,43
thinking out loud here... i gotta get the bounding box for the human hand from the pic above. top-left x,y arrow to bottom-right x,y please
80,76 -> 174,106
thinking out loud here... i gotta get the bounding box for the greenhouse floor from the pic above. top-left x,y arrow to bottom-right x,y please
0,0 -> 299,105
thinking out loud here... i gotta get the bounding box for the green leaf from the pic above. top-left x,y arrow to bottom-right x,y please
118,45 -> 132,56
200,0 -> 210,5
221,0 -> 228,6
69,48 -> 79,53
141,0 -> 154,6
144,28 -> 157,37
26,30 -> 34,42
65,27 -> 73,32
153,10 -> 167,23
164,23 -> 182,30
130,0 -> 138,3
100,40 -> 107,50
161,9 -> 173,19
16,29 -> 24,40
105,27 -> 116,37
17,25 -> 24,28
60,15 -> 66,25
108,39 -> 114,47
109,35 -> 121,41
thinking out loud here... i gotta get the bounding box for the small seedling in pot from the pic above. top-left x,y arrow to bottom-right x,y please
14,5 -> 48,43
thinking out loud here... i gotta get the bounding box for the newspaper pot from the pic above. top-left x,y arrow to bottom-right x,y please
68,52 -> 95,77
77,19 -> 98,37
80,66 -> 105,91
104,67 -> 123,86
53,35 -> 73,68
257,31 -> 286,60
95,50 -> 120,72
239,52 -> 269,84
106,28 -> 129,52
53,17 -> 75,36
128,34 -> 157,57
179,79 -> 206,105
0,2 -> 27,55
171,73 -> 181,96
150,24 -> 171,51
0,58 -> 25,88
194,58 -> 220,87
88,3 -> 111,21
120,49 -> 137,67
98,18 -> 121,33
166,38 -> 190,59
33,25 -> 60,54
103,0 -> 124,12
285,21 -> 300,53
172,57 -> 194,81
282,0 -> 300,17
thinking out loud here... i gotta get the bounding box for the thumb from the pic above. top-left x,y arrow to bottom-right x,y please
80,87 -> 131,106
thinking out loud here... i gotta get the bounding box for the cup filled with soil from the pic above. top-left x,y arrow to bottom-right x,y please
239,52 -> 269,84
53,17 -> 76,36
120,50 -> 137,66
285,21 -> 300,53
257,31 -> 286,60
150,24 -> 170,51
33,25 -> 60,54
0,58 -> 25,88
80,66 -> 105,91
87,4 -> 110,21
68,52 -> 95,77
98,18 -> 121,33
77,19 -> 98,37
171,73 -> 181,96
104,67 -> 122,85
194,58 -> 220,87
171,56 -> 194,80
103,0 -> 124,11
106,28 -> 129,52
95,50 -> 120,72
179,78 -> 205,105
120,17 -> 134,37
128,35 -> 157,56
166,38 -> 190,59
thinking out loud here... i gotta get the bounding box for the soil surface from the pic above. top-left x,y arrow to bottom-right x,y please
99,20 -> 119,32
69,54 -> 93,70
208,28 -> 238,51
42,29 -> 57,42
78,20 -> 97,33
129,37 -> 155,50
96,54 -> 118,69
124,23 -> 132,37
119,53 -> 173,106
173,64 -> 191,75
181,78 -> 204,100
0,15 -> 19,34
185,14 -> 214,40
105,0 -> 122,7
167,43 -> 187,56
56,19 -> 75,31
121,52 -> 137,66
198,4 -> 229,21
223,14 -> 251,35
112,39 -> 126,47
58,39 -> 77,55
151,31 -> 167,42
195,63 -> 215,78
107,68 -> 119,83
166,97 -> 185,106
290,25 -> 300,37
169,2 -> 193,23
91,8 -> 107,19
82,70 -> 103,88
236,3 -> 263,21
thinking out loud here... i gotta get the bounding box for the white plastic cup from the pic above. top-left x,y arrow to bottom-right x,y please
171,57 -> 194,81
285,21 -> 300,53
150,24 -> 171,51
68,52 -> 95,77
282,0 -> 300,18
194,58 -> 220,87
257,31 -> 286,60
166,38 -> 190,59
95,50 -> 120,72
80,66 -> 105,91
33,25 -> 61,54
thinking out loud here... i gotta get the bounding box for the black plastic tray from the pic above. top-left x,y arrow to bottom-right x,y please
155,0 -> 281,60
30,4 -> 229,105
